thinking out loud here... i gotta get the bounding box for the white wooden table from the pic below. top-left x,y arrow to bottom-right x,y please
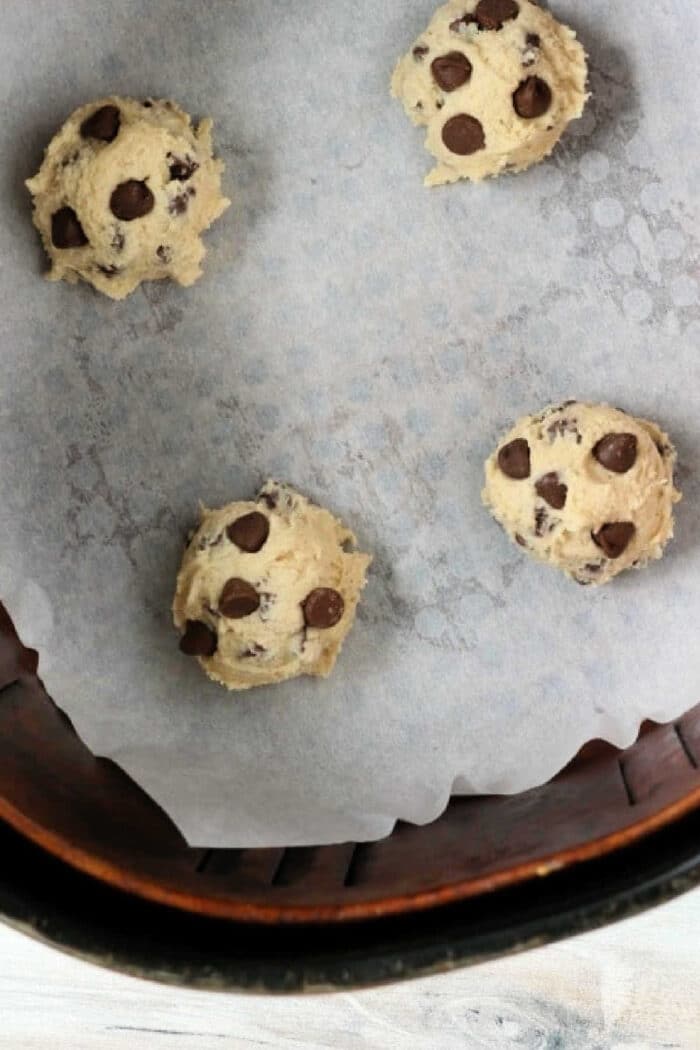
1,888 -> 698,1050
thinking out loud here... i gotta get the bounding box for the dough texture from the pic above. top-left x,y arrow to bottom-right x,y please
391,0 -> 587,185
173,482 -> 372,690
26,97 -> 230,299
482,402 -> 681,585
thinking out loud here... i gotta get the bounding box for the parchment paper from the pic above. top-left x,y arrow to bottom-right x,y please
1,0 -> 698,846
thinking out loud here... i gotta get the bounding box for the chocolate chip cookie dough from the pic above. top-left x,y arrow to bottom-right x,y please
391,0 -> 587,185
26,97 -> 230,299
482,402 -> 681,585
173,482 -> 372,690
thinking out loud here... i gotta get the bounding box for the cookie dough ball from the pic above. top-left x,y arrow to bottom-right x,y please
26,97 -> 230,300
482,402 -> 681,585
173,482 -> 372,690
391,0 -> 587,185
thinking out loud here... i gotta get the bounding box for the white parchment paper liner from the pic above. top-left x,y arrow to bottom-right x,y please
1,0 -> 698,845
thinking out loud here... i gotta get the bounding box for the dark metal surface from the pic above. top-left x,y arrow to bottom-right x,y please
2,810 -> 699,994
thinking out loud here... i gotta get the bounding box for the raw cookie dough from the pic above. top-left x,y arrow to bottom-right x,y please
26,97 -> 230,300
482,402 -> 681,585
391,0 -> 587,185
173,482 -> 372,690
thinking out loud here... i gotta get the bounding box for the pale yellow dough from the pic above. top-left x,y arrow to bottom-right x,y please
26,96 -> 230,299
482,402 -> 681,585
391,0 -> 588,185
173,482 -> 372,690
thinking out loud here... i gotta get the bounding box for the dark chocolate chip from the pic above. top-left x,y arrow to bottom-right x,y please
592,433 -> 638,473
526,32 -> 540,46
535,471 -> 567,509
241,643 -> 267,658
51,207 -> 88,249
143,99 -> 154,108
513,75 -> 552,118
303,588 -> 345,629
475,0 -> 519,30
450,13 -> 477,31
156,244 -> 172,263
442,114 -> 485,155
412,45 -> 429,59
110,180 -> 154,221
497,438 -> 531,479
80,104 -> 120,143
167,152 -> 199,181
180,620 -> 217,656
219,578 -> 260,619
169,187 -> 195,215
547,417 -> 581,442
431,51 -> 473,91
226,511 -> 270,553
592,522 -> 635,559
258,489 -> 279,510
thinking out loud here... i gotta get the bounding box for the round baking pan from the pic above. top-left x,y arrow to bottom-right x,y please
1,599 -> 699,989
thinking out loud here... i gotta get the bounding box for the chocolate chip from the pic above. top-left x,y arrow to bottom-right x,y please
497,438 -> 530,479
156,244 -> 172,263
583,562 -> 604,573
51,207 -> 88,248
450,13 -> 477,31
431,52 -> 473,91
80,104 -> 120,143
515,533 -> 527,547
547,417 -> 581,443
169,187 -> 195,215
522,32 -> 540,65
143,99 -> 154,108
442,114 -> 485,155
219,578 -> 260,619
535,471 -> 567,509
592,433 -> 638,473
303,588 -> 345,629
111,229 -> 125,251
412,45 -> 429,59
226,511 -> 270,553
180,620 -> 217,657
241,643 -> 267,658
513,75 -> 552,118
110,180 -> 154,221
592,522 -> 635,559
475,0 -> 519,30
534,505 -> 549,536
167,152 -> 199,181
258,489 -> 279,510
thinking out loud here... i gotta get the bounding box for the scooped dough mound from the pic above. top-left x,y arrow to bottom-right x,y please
173,482 -> 372,690
391,0 -> 587,185
26,96 -> 230,299
482,402 -> 681,585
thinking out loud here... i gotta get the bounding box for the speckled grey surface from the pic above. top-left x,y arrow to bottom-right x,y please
0,0 -> 698,846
